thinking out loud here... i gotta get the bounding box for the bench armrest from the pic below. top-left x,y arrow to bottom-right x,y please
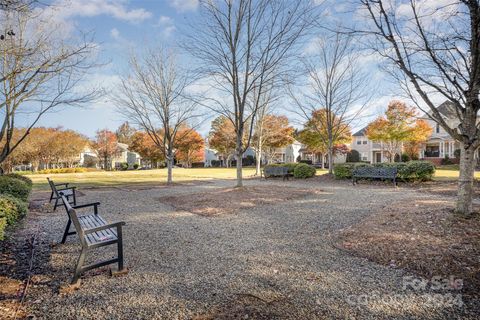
84,221 -> 126,235
54,183 -> 69,187
58,186 -> 76,192
73,202 -> 100,209
73,202 -> 100,215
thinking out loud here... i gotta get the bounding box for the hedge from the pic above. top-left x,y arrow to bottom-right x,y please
5,173 -> 33,187
0,195 -> 28,240
293,163 -> 316,179
0,175 -> 31,201
333,161 -> 435,181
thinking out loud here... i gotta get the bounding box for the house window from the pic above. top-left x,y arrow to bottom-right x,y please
356,140 -> 361,145
361,152 -> 368,161
362,140 -> 368,145
436,124 -> 440,133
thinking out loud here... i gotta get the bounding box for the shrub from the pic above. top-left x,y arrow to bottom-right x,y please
191,162 -> 205,168
299,159 -> 313,165
0,217 -> 6,241
333,162 -> 369,179
5,173 -> 33,188
210,160 -> 222,167
0,176 -> 31,201
406,160 -> 435,181
0,195 -> 28,241
120,162 -> 129,171
283,162 -> 299,174
334,161 -> 435,182
133,163 -> 139,170
454,149 -> 461,159
35,167 -> 88,174
293,163 -> 316,179
401,153 -> 410,162
441,155 -> 453,165
346,150 -> 360,162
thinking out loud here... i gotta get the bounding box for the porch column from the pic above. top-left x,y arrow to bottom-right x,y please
440,141 -> 445,158
449,141 -> 454,157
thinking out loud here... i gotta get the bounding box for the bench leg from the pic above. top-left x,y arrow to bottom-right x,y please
72,248 -> 87,285
61,219 -> 72,244
49,191 -> 54,203
72,191 -> 77,206
117,228 -> 124,271
53,197 -> 59,211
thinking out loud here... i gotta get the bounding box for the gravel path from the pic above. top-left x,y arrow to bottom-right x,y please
21,179 -> 472,319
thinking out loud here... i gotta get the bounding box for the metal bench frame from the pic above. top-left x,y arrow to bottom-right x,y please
352,166 -> 397,186
262,166 -> 290,181
60,194 -> 126,284
48,177 -> 77,210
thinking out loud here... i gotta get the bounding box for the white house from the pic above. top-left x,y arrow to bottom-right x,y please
204,148 -> 219,167
350,127 -> 394,163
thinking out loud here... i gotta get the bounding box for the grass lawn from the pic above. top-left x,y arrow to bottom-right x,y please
28,167 -> 255,190
27,167 -> 329,190
435,168 -> 480,181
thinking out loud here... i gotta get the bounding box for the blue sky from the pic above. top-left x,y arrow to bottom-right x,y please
27,0 -> 404,139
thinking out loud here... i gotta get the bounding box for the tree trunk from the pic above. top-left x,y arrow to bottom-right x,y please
255,141 -> 262,176
236,134 -> 243,187
456,144 -> 476,215
328,149 -> 334,174
166,151 -> 173,184
321,154 -> 325,169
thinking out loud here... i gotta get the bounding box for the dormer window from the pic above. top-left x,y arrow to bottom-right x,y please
436,124 -> 440,133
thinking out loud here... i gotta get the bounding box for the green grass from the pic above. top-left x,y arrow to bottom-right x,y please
28,167 -> 329,190
28,167 -> 256,190
434,169 -> 480,181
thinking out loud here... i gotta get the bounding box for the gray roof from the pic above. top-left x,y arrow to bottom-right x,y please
434,100 -> 457,118
352,127 -> 367,137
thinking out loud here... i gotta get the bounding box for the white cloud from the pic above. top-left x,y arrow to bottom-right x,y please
168,0 -> 199,12
110,28 -> 120,40
155,15 -> 176,38
47,0 -> 152,24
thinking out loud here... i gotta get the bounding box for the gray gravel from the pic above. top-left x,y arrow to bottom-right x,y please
23,179 -> 474,319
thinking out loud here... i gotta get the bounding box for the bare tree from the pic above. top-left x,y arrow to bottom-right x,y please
0,2 -> 100,172
358,0 -> 480,215
114,49 -> 200,184
187,0 -> 316,187
289,32 -> 370,174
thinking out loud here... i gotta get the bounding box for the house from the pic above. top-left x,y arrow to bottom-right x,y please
267,140 -> 302,163
298,144 -> 347,167
418,101 -> 460,165
204,148 -> 219,167
111,143 -> 141,169
350,127 -> 395,163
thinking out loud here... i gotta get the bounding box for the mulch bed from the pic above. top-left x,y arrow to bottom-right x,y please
158,186 -> 323,216
0,206 -> 55,319
337,198 -> 480,295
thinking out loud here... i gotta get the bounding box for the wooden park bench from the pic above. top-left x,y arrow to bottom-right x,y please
352,166 -> 397,186
262,166 -> 290,180
48,177 -> 77,211
59,194 -> 127,284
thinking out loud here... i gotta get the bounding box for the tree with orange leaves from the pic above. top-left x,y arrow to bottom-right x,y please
253,115 -> 294,167
129,131 -> 164,168
94,129 -> 118,170
366,101 -> 432,162
175,128 -> 204,168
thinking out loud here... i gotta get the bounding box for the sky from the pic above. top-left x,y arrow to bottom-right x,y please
22,0 -> 425,139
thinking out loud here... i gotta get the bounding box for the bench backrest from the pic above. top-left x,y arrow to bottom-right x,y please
47,177 -> 56,192
353,166 -> 397,177
264,166 -> 289,175
60,194 -> 86,245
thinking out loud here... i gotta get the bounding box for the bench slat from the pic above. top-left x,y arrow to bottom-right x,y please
78,215 -> 117,245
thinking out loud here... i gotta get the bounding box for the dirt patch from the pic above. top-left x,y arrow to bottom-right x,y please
337,198 -> 480,295
159,186 -> 323,216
